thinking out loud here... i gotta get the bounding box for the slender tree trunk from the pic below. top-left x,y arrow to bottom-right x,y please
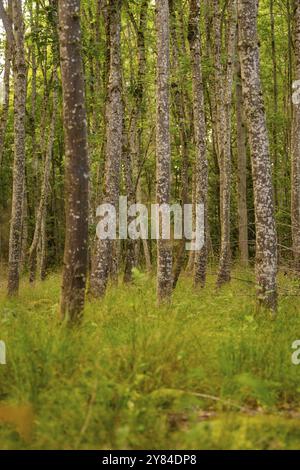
0,3 -> 11,170
123,129 -> 135,283
216,0 -> 237,288
236,60 -> 249,267
170,0 -> 190,289
29,1 -> 38,176
125,0 -> 151,279
128,0 -> 152,273
238,0 -> 277,311
29,74 -> 58,283
39,214 -> 47,281
188,0 -> 208,288
90,0 -> 123,298
156,0 -> 172,303
58,0 -> 89,322
20,184 -> 28,272
270,0 -> 279,208
292,1 -> 300,273
0,0 -> 27,296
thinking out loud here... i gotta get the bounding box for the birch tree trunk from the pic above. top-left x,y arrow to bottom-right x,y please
238,0 -> 277,311
90,0 -> 123,298
270,0 -> 279,207
170,0 -> 190,289
215,0 -> 237,288
20,185 -> 28,272
188,0 -> 208,288
137,1 -> 152,274
236,60 -> 249,267
0,0 -> 27,297
39,214 -> 47,281
156,0 -> 172,303
59,0 -> 89,322
0,1 -> 11,170
123,129 -> 135,284
291,1 -> 300,273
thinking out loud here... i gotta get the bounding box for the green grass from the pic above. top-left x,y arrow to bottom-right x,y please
1,268 -> 300,449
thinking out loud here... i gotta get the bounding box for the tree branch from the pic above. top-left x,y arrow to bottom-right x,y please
0,0 -> 14,48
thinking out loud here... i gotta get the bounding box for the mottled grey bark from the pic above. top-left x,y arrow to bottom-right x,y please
136,2 -> 153,274
156,0 -> 173,303
0,4 -> 11,170
238,0 -> 277,311
236,60 -> 249,267
59,0 -> 89,322
126,0 -> 152,277
20,184 -> 28,273
123,129 -> 135,284
270,0 -> 279,207
188,0 -> 208,288
291,1 -> 300,273
215,0 -> 237,288
29,74 -> 58,283
29,1 -> 38,181
38,214 -> 47,281
170,0 -> 190,289
0,0 -> 27,296
90,0 -> 123,298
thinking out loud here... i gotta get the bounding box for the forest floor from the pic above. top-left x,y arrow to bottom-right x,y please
1,268 -> 300,450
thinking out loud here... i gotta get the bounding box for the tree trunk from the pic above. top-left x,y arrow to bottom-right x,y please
215,0 -> 237,288
170,0 -> 190,289
188,0 -> 208,288
128,0 -> 152,273
59,0 -> 89,322
20,184 -> 28,273
123,129 -> 136,284
0,0 -> 11,170
29,73 -> 58,283
156,0 -> 172,303
238,0 -> 277,311
90,0 -> 123,298
270,0 -> 279,208
236,60 -> 249,267
125,0 -> 151,279
1,0 -> 27,297
291,1 -> 300,273
39,214 -> 47,281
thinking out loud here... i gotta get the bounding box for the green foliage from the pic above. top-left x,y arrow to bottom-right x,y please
0,271 -> 300,449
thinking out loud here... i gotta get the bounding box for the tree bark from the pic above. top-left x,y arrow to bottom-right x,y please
188,0 -> 208,288
270,0 -> 279,208
215,0 -> 237,288
0,0 -> 11,170
125,0 -> 152,278
236,60 -> 249,267
0,0 -> 27,297
238,0 -> 277,311
90,0 -> 123,298
170,0 -> 190,289
291,1 -> 300,273
29,73 -> 58,283
156,0 -> 173,303
58,0 -> 89,322
123,128 -> 135,284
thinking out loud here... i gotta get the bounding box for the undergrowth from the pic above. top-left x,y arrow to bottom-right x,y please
0,268 -> 300,449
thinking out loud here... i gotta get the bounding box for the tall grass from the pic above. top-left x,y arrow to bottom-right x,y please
0,269 -> 300,449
